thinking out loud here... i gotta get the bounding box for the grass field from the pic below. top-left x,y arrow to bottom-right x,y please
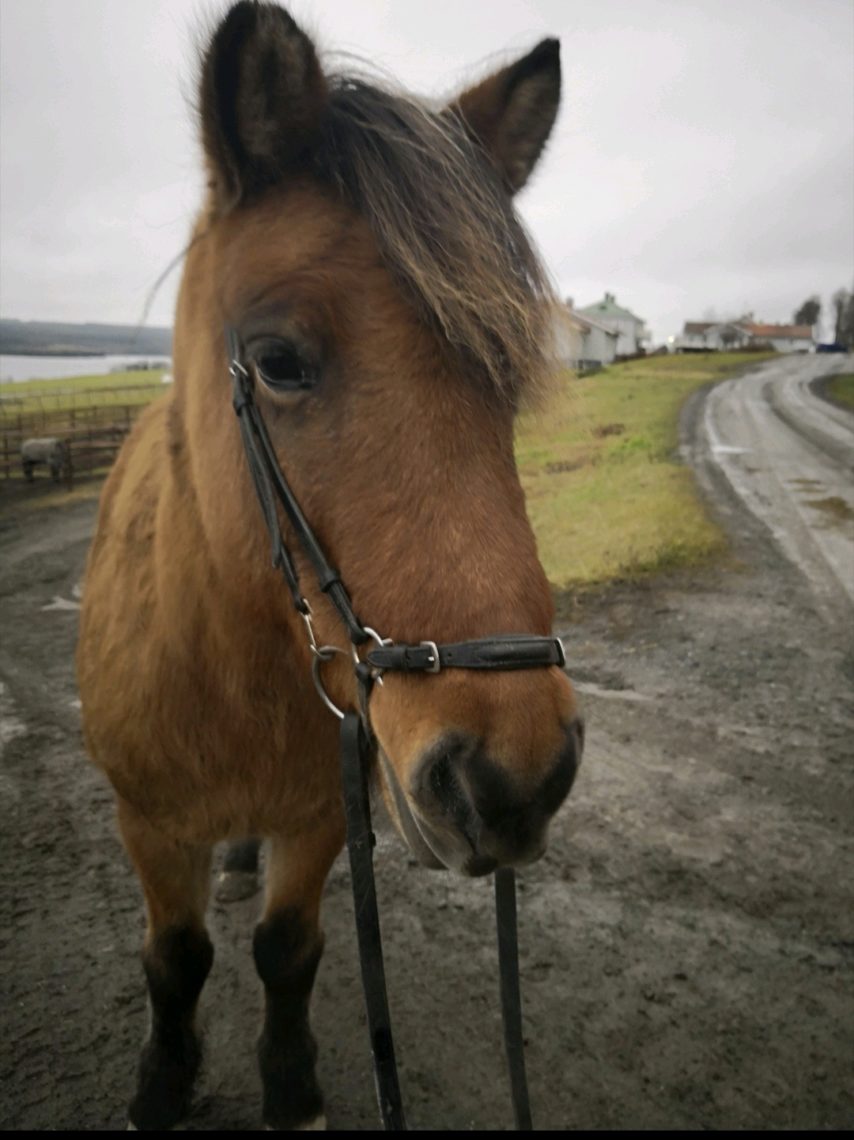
1,371 -> 168,490
517,352 -> 774,592
0,369 -> 166,414
824,372 -> 854,409
4,355 -> 772,591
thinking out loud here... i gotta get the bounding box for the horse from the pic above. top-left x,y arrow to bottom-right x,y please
76,1 -> 583,1129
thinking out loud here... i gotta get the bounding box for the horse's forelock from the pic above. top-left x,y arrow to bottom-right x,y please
314,77 -> 558,402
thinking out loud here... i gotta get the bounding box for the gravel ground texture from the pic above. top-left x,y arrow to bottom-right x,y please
1,383 -> 852,1130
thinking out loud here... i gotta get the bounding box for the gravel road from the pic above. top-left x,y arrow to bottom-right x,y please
1,367 -> 852,1130
694,353 -> 853,620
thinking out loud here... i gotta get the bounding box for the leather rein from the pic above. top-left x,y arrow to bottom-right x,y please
228,326 -> 565,1130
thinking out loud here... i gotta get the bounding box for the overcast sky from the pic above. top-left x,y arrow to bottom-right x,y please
1,0 -> 852,344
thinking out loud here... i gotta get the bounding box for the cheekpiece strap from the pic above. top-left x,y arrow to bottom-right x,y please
227,326 -> 368,643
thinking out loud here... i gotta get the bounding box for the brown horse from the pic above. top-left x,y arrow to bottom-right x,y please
77,1 -> 582,1130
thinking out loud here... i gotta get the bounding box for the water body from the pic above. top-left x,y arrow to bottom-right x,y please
0,354 -> 170,383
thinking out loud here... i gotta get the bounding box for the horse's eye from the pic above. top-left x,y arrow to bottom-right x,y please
250,340 -> 317,392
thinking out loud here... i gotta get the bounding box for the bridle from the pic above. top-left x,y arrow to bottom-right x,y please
228,326 -> 566,1130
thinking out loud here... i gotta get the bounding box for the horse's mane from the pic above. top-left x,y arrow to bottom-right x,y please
316,75 -> 557,402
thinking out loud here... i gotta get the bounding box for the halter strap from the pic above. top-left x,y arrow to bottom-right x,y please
229,327 -> 368,643
228,325 -> 562,670
367,635 -> 565,674
228,325 -> 554,1131
340,711 -> 406,1131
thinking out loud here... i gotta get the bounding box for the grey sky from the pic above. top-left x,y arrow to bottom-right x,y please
1,0 -> 852,344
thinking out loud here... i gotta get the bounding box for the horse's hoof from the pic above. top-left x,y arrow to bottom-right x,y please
264,1115 -> 327,1131
215,869 -> 259,902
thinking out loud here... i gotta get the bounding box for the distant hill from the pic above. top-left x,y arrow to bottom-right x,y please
0,319 -> 172,357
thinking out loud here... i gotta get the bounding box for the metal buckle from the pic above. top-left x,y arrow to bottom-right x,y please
353,627 -> 393,686
554,637 -> 567,668
230,358 -> 252,415
300,600 -> 320,654
420,640 -> 441,673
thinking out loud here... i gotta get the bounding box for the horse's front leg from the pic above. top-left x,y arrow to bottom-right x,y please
254,820 -> 344,1130
117,800 -> 214,1131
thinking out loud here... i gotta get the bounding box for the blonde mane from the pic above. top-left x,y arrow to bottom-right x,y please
317,77 -> 557,400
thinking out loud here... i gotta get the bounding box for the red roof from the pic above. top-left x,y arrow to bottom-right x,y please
743,323 -> 813,340
682,319 -> 813,340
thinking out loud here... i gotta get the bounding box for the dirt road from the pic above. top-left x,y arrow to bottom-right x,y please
694,352 -> 853,622
1,373 -> 852,1130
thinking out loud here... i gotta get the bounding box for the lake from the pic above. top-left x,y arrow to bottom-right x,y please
0,354 -> 171,383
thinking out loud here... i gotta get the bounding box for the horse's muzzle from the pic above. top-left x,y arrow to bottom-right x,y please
380,719 -> 583,876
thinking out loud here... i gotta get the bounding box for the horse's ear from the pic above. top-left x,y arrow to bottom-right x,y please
200,1 -> 326,210
451,39 -> 561,194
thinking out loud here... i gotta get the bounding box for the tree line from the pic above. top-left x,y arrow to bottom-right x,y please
793,290 -> 854,349
0,319 -> 172,358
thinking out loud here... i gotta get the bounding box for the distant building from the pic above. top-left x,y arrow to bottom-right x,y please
678,321 -> 752,352
553,301 -> 618,372
746,323 -> 814,353
675,320 -> 814,353
576,293 -> 648,357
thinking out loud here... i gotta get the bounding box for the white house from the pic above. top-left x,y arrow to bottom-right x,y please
576,293 -> 648,357
675,320 -> 814,353
677,321 -> 752,351
746,323 -> 814,353
553,302 -> 618,371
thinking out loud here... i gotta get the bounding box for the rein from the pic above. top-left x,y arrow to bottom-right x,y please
228,326 -> 564,1130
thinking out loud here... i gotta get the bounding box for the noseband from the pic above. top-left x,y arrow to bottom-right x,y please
228,326 -> 565,1130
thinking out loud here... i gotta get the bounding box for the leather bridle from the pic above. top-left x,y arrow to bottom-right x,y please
228,326 -> 566,1130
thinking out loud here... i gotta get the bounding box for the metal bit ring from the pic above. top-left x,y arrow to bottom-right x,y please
311,645 -> 349,720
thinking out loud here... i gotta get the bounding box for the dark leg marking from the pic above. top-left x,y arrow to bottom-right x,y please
253,908 -> 325,1130
216,837 -> 262,902
224,837 -> 261,874
129,925 -> 214,1131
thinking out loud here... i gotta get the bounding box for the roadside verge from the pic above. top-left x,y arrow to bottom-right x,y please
516,353 -> 773,597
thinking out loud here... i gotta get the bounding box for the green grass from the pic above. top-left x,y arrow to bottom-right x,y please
824,372 -> 854,409
0,369 -> 166,415
4,354 -> 772,592
516,352 -> 774,590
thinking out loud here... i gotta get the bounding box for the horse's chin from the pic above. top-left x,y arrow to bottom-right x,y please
376,749 -> 497,877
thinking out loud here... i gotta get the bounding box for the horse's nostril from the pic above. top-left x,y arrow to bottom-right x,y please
421,738 -> 484,853
411,723 -> 580,870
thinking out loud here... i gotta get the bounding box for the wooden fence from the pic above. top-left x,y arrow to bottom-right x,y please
0,385 -> 162,487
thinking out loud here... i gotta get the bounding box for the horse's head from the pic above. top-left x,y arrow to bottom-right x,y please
182,1 -> 582,875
